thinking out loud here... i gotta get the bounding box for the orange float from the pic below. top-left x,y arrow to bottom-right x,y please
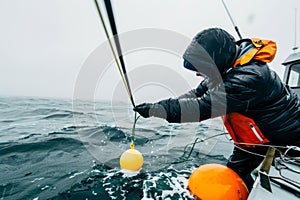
188,164 -> 249,200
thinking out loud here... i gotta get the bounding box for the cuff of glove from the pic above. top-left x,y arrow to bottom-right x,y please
149,103 -> 167,119
157,98 -> 181,123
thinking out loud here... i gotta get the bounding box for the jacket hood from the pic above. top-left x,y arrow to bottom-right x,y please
183,28 -> 237,78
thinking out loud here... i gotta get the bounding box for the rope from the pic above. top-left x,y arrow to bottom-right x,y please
131,112 -> 140,144
161,132 -> 228,165
162,131 -> 300,165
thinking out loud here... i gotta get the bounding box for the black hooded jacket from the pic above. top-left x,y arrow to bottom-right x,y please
157,28 -> 300,145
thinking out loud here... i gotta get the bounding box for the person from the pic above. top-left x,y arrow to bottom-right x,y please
133,27 -> 300,190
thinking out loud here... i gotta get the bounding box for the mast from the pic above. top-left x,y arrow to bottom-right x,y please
293,8 -> 298,52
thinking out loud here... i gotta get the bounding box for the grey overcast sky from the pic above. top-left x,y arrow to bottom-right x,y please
1,0 -> 300,101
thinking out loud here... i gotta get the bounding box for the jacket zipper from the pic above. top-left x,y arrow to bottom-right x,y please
249,123 -> 264,142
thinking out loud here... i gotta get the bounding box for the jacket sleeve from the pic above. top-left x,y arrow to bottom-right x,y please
157,77 -> 252,123
178,78 -> 209,99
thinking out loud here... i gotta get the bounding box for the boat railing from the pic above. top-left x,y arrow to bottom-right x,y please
257,145 -> 300,197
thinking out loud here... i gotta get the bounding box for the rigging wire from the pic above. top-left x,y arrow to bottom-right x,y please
164,131 -> 300,165
221,0 -> 242,40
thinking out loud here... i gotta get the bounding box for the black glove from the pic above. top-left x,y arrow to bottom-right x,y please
133,103 -> 151,118
133,103 -> 167,119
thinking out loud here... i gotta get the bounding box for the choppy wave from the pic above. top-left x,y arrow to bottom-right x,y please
42,113 -> 72,120
0,96 -> 231,199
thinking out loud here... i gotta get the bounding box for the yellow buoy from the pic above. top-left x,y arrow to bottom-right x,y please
188,163 -> 249,200
120,143 -> 144,172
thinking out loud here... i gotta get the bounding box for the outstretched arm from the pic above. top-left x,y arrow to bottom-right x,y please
134,67 -> 264,124
178,78 -> 208,99
133,79 -> 209,122
134,80 -> 250,123
133,94 -> 213,123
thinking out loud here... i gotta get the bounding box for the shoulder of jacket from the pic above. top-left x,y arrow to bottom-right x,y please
225,61 -> 267,75
224,62 -> 271,86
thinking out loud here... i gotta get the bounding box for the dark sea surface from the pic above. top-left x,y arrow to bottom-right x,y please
0,96 -> 233,200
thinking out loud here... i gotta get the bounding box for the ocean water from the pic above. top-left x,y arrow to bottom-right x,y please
0,96 -> 233,200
